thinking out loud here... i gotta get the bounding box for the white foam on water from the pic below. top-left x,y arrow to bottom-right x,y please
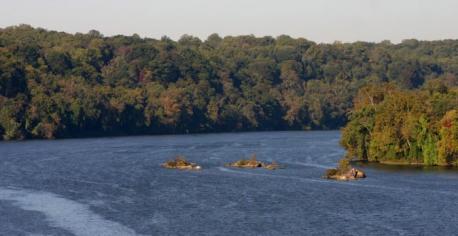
56,177 -> 132,191
34,155 -> 67,162
0,187 -> 142,236
291,161 -> 334,169
217,167 -> 458,197
217,167 -> 328,184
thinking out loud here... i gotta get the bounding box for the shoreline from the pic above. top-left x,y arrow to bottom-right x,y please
351,160 -> 458,168
0,129 -> 340,142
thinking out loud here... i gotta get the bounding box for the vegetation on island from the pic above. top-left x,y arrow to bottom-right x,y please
340,82 -> 458,166
1,25 -> 458,140
161,156 -> 202,170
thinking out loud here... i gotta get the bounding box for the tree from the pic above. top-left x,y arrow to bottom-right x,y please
438,110 -> 458,165
0,25 -> 458,140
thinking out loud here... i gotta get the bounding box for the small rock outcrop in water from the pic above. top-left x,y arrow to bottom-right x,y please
324,159 -> 366,181
264,161 -> 281,170
161,156 -> 202,170
226,154 -> 281,170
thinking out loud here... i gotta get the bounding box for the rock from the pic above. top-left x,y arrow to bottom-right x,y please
324,167 -> 366,181
355,169 -> 366,178
226,154 -> 281,170
161,156 -> 202,170
227,159 -> 262,168
226,154 -> 263,168
264,162 -> 280,170
324,158 -> 366,180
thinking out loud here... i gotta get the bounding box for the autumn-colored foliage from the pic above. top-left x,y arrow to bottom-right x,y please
341,84 -> 458,166
1,25 -> 458,140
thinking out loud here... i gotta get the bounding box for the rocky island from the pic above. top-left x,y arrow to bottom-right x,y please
226,155 -> 281,170
161,156 -> 202,170
324,159 -> 366,181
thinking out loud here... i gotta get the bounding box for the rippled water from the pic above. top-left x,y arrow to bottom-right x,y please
0,131 -> 457,235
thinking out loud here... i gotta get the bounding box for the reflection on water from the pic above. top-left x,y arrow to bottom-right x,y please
354,161 -> 458,173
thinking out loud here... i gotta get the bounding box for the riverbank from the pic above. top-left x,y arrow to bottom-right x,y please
351,160 -> 458,169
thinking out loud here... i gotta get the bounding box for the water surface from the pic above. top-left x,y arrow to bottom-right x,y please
0,131 -> 457,235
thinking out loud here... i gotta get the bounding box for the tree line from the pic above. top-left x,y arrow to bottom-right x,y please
1,25 -> 458,140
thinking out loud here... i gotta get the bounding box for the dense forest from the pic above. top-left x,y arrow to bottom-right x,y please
341,83 -> 458,166
1,25 -> 458,140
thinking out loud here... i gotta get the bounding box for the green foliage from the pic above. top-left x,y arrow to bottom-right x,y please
437,110 -> 458,165
340,107 -> 375,160
341,84 -> 458,166
0,95 -> 26,140
337,158 -> 351,174
1,25 -> 458,140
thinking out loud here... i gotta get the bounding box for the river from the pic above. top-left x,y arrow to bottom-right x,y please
0,131 -> 457,235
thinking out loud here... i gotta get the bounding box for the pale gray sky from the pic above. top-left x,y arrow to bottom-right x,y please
0,0 -> 457,43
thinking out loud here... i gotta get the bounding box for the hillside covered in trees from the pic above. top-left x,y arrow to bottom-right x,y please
1,25 -> 458,140
341,83 -> 458,166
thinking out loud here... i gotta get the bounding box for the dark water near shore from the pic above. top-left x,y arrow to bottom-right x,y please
1,131 -> 458,236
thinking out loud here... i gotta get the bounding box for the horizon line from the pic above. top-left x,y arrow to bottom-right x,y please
3,24 -> 458,45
